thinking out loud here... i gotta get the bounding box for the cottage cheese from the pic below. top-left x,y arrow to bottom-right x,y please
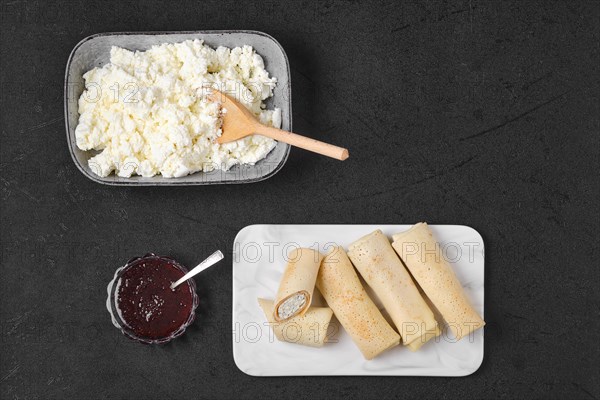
75,40 -> 281,178
277,293 -> 307,320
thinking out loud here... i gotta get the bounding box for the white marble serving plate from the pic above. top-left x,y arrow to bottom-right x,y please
232,224 -> 484,377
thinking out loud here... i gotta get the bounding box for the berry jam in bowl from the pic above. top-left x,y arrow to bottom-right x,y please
106,253 -> 199,344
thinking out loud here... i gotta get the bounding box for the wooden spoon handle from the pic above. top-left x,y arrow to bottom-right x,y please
255,125 -> 349,161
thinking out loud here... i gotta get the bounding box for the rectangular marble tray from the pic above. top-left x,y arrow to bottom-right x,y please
232,224 -> 484,376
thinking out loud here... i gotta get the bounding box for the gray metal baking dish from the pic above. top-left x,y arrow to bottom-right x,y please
64,31 -> 291,185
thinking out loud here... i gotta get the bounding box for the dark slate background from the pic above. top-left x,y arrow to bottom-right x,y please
1,0 -> 598,399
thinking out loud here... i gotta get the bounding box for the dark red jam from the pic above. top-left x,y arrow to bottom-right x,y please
115,257 -> 195,340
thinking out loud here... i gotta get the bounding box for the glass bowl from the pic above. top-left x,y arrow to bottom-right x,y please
106,253 -> 199,344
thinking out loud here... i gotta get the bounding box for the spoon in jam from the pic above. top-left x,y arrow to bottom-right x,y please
208,89 -> 349,161
170,250 -> 224,289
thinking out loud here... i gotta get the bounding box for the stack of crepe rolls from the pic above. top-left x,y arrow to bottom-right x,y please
258,225 -> 484,358
257,298 -> 333,347
273,248 -> 324,322
347,230 -> 440,349
317,246 -> 400,359
391,223 -> 485,340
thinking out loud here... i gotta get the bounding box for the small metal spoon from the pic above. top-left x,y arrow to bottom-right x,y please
170,250 -> 224,290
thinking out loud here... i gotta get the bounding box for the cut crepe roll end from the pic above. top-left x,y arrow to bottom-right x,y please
273,248 -> 323,323
258,298 -> 333,348
273,290 -> 310,322
391,222 -> 485,341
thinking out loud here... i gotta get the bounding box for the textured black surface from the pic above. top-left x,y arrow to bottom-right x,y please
1,1 -> 599,399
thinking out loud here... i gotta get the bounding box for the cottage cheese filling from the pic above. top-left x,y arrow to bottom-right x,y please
277,293 -> 307,320
75,40 -> 281,178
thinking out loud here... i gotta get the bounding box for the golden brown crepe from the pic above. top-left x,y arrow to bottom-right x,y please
406,325 -> 441,351
347,230 -> 438,347
258,298 -> 333,347
392,222 -> 485,340
273,248 -> 323,322
316,246 -> 400,359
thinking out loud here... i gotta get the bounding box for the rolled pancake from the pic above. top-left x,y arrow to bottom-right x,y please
258,298 -> 333,347
348,230 -> 438,347
406,285 -> 443,351
406,326 -> 441,351
317,247 -> 400,360
392,223 -> 485,340
273,248 -> 323,322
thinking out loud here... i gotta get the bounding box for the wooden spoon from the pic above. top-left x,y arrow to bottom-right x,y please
209,90 -> 349,161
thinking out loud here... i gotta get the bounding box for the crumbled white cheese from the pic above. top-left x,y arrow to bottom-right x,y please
75,40 -> 281,178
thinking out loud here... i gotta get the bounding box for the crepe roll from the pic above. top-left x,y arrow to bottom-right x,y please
317,247 -> 400,359
273,248 -> 323,322
406,325 -> 441,351
348,230 -> 438,347
392,223 -> 485,340
258,298 -> 333,347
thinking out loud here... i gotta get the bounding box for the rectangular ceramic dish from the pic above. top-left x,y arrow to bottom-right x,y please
232,224 -> 485,377
64,31 -> 291,185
